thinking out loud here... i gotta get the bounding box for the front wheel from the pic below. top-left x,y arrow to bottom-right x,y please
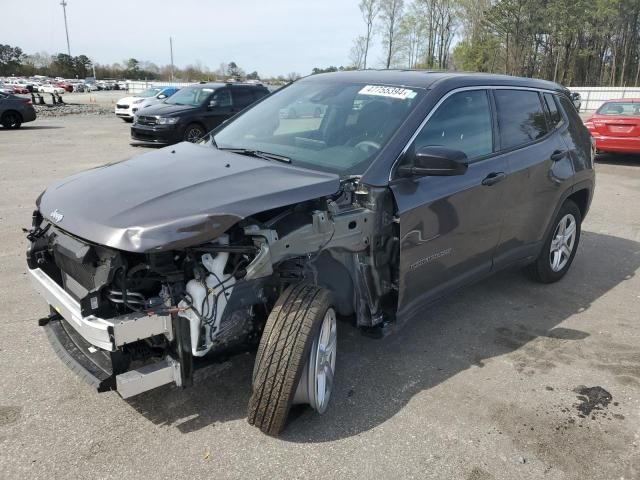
527,199 -> 582,283
248,284 -> 336,435
183,123 -> 205,143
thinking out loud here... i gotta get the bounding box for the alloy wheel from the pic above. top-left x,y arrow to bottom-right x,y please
185,126 -> 204,143
549,213 -> 577,272
294,307 -> 337,413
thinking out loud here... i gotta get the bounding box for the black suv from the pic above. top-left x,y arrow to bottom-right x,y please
131,82 -> 269,145
26,71 -> 594,436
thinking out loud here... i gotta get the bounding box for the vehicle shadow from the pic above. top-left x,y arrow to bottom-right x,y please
2,125 -> 64,130
595,153 -> 640,166
126,231 -> 639,440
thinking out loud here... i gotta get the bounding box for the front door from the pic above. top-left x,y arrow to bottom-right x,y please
391,89 -> 508,316
203,87 -> 234,130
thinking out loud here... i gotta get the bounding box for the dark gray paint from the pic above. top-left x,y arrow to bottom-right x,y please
38,142 -> 339,252
386,83 -> 593,318
391,154 -> 509,314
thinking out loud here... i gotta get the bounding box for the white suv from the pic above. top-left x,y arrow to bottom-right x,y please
115,87 -> 163,122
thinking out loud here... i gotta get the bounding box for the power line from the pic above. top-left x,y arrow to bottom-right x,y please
60,0 -> 71,56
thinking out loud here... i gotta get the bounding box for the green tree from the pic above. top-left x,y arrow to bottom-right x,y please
0,44 -> 25,75
51,53 -> 75,77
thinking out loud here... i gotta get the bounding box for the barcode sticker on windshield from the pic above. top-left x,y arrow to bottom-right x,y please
358,85 -> 416,99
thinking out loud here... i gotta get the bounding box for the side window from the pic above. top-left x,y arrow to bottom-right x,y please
558,95 -> 590,144
212,88 -> 232,108
252,88 -> 269,102
413,89 -> 493,160
494,90 -> 548,149
543,93 -> 563,129
231,87 -> 256,109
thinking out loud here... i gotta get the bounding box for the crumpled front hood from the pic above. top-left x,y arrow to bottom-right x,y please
38,142 -> 340,252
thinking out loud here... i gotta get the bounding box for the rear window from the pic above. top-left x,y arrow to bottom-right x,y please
596,102 -> 640,116
543,93 -> 563,129
495,90 -> 548,150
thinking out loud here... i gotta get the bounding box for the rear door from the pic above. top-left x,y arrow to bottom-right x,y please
492,89 -> 574,269
391,89 -> 508,315
231,86 -> 259,114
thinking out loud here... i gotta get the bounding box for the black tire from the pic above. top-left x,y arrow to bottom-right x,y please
183,123 -> 205,143
122,117 -> 133,123
1,111 -> 22,129
527,199 -> 582,283
248,284 -> 333,436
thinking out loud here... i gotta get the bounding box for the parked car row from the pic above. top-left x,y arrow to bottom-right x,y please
0,76 -> 129,94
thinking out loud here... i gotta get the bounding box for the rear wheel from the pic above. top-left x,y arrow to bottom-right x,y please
248,284 -> 336,435
1,111 -> 22,129
183,123 -> 205,143
527,199 -> 581,283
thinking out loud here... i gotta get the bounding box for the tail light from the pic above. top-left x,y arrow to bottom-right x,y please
24,99 -> 32,106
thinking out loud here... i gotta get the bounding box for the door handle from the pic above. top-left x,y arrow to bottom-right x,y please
481,172 -> 506,186
550,149 -> 568,161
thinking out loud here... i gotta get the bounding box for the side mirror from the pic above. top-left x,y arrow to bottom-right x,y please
398,146 -> 468,177
158,94 -> 166,99
208,100 -> 218,109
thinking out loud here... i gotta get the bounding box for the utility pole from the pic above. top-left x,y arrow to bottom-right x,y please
169,37 -> 175,82
60,0 -> 71,57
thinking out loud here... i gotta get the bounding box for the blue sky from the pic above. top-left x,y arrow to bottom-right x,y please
3,0 -> 381,77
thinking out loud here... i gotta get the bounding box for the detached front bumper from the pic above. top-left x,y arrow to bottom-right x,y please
29,267 -> 183,398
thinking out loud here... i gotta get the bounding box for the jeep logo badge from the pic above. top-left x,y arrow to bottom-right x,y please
49,209 -> 64,223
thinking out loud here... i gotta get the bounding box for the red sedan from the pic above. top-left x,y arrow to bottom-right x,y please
8,85 -> 29,94
585,99 -> 640,154
55,82 -> 74,93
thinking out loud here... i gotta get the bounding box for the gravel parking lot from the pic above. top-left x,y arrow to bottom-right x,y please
1,114 -> 639,479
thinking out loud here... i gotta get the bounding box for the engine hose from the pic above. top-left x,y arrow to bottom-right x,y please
119,266 -> 141,312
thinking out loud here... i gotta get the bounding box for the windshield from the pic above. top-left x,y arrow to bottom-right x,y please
212,80 -> 424,175
165,86 -> 214,106
597,102 -> 640,116
139,88 -> 162,98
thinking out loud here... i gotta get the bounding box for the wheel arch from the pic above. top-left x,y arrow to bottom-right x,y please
567,187 -> 591,219
1,109 -> 23,122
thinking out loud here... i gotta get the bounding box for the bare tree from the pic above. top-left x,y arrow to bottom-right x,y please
379,0 -> 405,69
350,36 -> 367,69
359,0 -> 380,69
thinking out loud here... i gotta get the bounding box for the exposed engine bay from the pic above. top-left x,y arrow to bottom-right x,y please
26,177 -> 399,395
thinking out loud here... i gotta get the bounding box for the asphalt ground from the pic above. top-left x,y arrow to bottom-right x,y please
0,114 -> 639,479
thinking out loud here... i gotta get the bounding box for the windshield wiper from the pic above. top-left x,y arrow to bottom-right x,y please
218,148 -> 291,164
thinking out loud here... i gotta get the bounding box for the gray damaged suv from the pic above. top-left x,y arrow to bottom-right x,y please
26,71 -> 594,435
